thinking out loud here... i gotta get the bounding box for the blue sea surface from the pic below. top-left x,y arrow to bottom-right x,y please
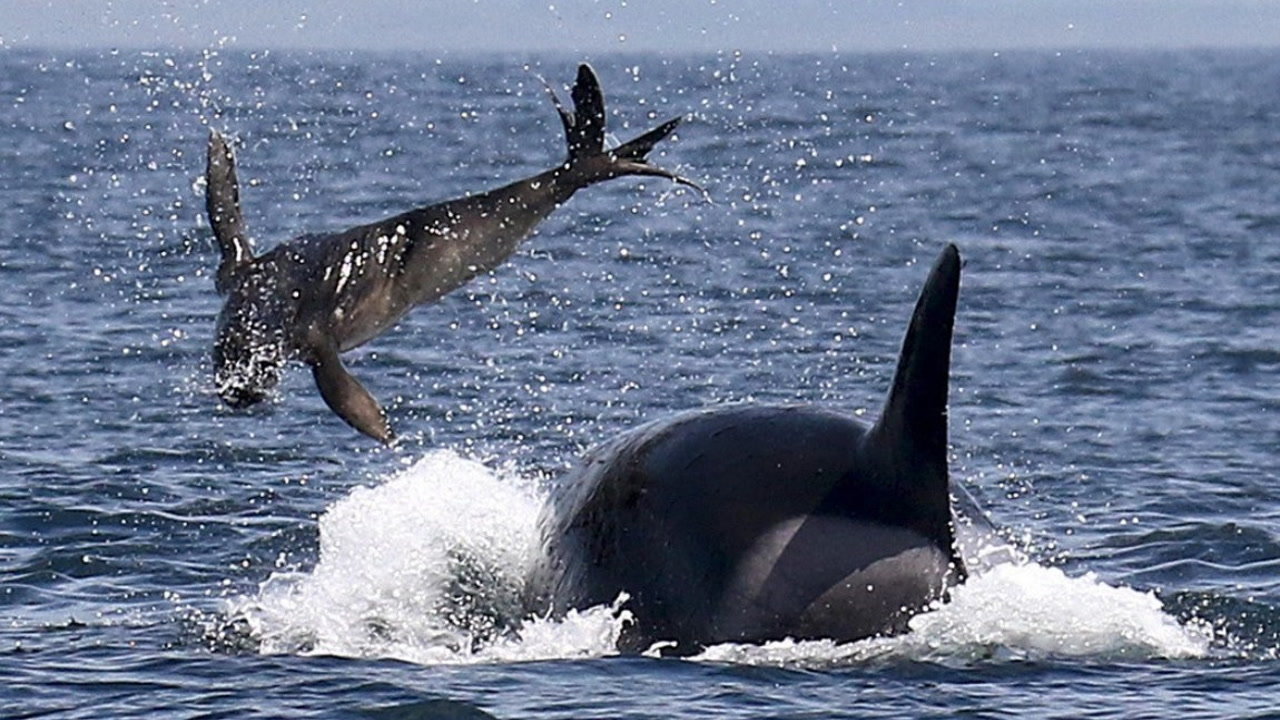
2,48 -> 1280,717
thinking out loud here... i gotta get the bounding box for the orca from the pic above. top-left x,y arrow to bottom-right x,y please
205,64 -> 700,443
525,244 -> 966,655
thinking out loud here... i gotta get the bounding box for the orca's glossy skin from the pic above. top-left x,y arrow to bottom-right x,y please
526,245 -> 965,655
205,64 -> 700,442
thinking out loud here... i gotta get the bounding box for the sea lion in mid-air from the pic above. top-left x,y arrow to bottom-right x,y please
205,64 -> 700,443
525,245 -> 967,655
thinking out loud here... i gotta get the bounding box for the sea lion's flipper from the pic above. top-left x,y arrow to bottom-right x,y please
308,340 -> 395,444
566,64 -> 606,159
206,129 -> 254,294
544,64 -> 707,198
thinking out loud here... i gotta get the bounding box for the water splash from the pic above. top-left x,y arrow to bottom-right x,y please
224,450 -> 576,663
696,562 -> 1212,667
223,450 -> 1213,667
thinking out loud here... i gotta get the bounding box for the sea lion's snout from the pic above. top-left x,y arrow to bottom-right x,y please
217,383 -> 268,409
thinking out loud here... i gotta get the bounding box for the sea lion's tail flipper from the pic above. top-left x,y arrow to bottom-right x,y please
207,129 -> 254,294
546,64 -> 707,197
309,340 -> 395,445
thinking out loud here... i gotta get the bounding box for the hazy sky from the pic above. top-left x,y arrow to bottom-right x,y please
3,0 -> 1278,54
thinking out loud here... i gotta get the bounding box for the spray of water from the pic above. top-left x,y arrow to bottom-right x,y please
223,449 -> 1213,667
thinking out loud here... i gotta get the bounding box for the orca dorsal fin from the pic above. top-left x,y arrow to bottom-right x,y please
873,244 -> 962,484
206,129 -> 254,294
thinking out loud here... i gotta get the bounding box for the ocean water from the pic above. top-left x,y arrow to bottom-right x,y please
2,47 -> 1280,718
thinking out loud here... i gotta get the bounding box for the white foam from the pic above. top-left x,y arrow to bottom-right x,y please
225,450 -> 630,664
695,562 -> 1212,667
225,451 -> 1211,667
